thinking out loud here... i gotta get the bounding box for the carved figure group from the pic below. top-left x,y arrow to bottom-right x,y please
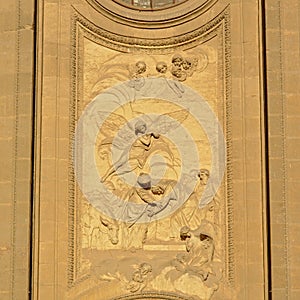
155,61 -> 185,98
127,263 -> 152,293
118,172 -> 178,249
175,224 -> 215,281
127,55 -> 198,84
169,168 -> 212,238
80,49 -> 223,299
98,109 -> 188,183
150,221 -> 220,299
101,121 -> 160,182
170,54 -> 198,82
82,202 -> 119,250
89,49 -> 209,100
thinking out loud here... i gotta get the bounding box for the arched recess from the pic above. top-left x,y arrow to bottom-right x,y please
81,0 -> 218,30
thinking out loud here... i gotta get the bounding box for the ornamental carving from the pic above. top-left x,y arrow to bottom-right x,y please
68,5 -> 231,300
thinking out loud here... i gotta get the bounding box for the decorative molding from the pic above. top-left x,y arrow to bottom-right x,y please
84,0 -> 218,29
110,291 -> 191,300
71,5 -> 228,54
219,6 -> 234,286
10,0 -> 22,296
278,0 -> 289,295
112,0 -> 188,11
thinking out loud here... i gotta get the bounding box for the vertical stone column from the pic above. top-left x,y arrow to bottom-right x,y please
0,0 -> 35,299
266,0 -> 300,299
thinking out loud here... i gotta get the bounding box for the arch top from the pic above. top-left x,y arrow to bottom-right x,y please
84,0 -> 219,29
114,0 -> 187,10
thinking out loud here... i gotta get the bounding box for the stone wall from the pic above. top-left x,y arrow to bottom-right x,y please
266,0 -> 300,298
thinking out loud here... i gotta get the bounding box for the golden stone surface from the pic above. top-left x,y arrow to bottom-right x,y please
0,0 -> 299,299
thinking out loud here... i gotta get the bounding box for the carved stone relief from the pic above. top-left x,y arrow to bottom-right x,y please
67,5 -> 231,300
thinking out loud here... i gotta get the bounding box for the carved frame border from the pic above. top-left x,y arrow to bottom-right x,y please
68,5 -> 233,291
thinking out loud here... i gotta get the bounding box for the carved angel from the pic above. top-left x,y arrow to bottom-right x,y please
97,109 -> 190,182
127,61 -> 147,92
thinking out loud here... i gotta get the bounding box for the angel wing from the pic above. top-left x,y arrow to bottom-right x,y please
96,111 -> 135,150
147,109 -> 190,135
96,111 -> 132,133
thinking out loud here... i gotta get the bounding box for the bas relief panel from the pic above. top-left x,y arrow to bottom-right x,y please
69,10 -> 230,300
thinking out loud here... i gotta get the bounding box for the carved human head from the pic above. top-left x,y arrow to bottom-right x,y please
200,233 -> 213,249
134,120 -> 147,135
135,61 -> 147,74
196,220 -> 215,242
156,61 -> 168,74
198,168 -> 210,185
182,57 -> 193,70
137,173 -> 151,189
139,263 -> 152,275
172,54 -> 184,67
180,226 -> 191,240
171,65 -> 187,81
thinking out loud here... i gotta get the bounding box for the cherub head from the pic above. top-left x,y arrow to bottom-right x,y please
180,226 -> 191,241
135,61 -> 147,74
134,120 -> 147,135
171,65 -> 187,81
172,54 -> 184,67
182,57 -> 193,70
139,263 -> 152,275
137,173 -> 151,190
198,168 -> 210,185
200,233 -> 213,249
156,61 -> 168,74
